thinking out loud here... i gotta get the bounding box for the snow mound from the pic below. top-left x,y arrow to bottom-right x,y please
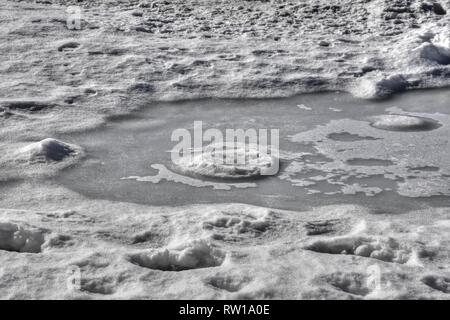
419,33 -> 450,65
175,142 -> 277,179
305,235 -> 412,264
129,240 -> 226,271
0,222 -> 45,253
370,114 -> 440,131
17,138 -> 80,163
350,75 -> 408,99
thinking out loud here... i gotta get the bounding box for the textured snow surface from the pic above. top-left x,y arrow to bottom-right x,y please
1,0 -> 450,299
0,183 -> 448,299
3,0 -> 450,143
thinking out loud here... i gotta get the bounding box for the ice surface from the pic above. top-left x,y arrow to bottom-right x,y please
57,90 -> 450,212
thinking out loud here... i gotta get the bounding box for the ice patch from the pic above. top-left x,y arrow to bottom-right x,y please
287,110 -> 450,197
122,164 -> 256,190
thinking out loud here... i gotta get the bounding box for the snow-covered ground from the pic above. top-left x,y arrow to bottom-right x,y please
0,0 -> 450,299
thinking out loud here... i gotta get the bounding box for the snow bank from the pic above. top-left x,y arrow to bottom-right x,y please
0,222 -> 45,253
129,240 -> 225,271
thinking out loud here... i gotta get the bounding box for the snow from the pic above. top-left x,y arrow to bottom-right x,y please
419,33 -> 450,65
0,181 -> 448,299
0,222 -> 45,253
287,107 -> 450,198
122,164 -> 257,190
18,138 -> 79,163
350,75 -> 408,99
129,240 -> 226,271
1,0 -> 450,300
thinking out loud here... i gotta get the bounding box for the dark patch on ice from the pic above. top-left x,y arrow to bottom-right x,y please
408,166 -> 440,172
0,101 -> 56,112
327,132 -> 380,142
346,158 -> 394,166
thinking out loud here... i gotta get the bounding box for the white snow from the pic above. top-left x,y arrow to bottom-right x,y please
129,240 -> 226,271
370,114 -> 440,131
350,75 -> 408,99
0,222 -> 45,253
0,138 -> 83,180
1,0 -> 450,300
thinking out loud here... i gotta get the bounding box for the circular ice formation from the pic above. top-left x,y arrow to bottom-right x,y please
370,115 -> 441,132
175,142 -> 277,179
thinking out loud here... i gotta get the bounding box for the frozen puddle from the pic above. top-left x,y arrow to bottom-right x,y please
56,90 -> 450,212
